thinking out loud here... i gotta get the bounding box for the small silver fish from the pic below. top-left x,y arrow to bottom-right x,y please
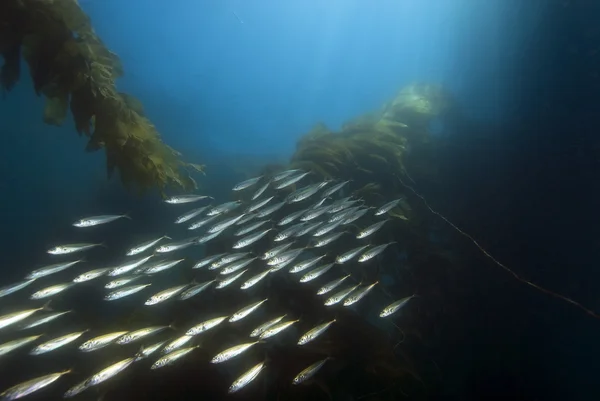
155,238 -> 197,253
255,201 -> 285,218
233,175 -> 264,191
233,228 -> 273,249
215,269 -> 248,289
73,267 -> 109,283
207,213 -> 248,233
328,198 -> 360,214
108,254 -> 154,276
273,223 -> 306,242
116,325 -> 171,344
63,379 -> 89,398
300,205 -> 332,222
84,352 -> 141,387
328,205 -> 362,223
20,310 -> 71,330
73,214 -> 130,228
30,330 -> 88,355
179,280 -> 215,300
343,281 -> 378,306
0,335 -> 43,357
298,263 -> 333,283
277,209 -> 306,226
105,275 -> 141,289
79,331 -> 129,352
379,295 -> 417,318
251,181 -> 270,200
228,361 -> 266,393
234,220 -> 270,236
175,206 -> 209,224
342,207 -> 371,225
126,236 -> 170,256
206,201 -> 242,216
294,221 -> 323,237
143,259 -> 185,274
310,197 -> 329,209
30,283 -> 74,300
188,215 -> 218,230
271,169 -> 302,182
104,284 -> 151,301
357,242 -> 395,262
313,231 -> 345,248
292,358 -> 330,385
136,340 -> 167,360
249,315 -> 287,337
235,213 -> 257,226
229,299 -> 268,322
335,245 -> 370,264
47,243 -> 103,255
289,255 -> 327,274
1,369 -> 71,400
193,253 -> 226,269
0,279 -> 36,299
186,316 -> 228,336
196,229 -> 225,244
317,275 -> 351,295
26,260 -> 84,280
211,252 -> 250,270
356,219 -> 389,239
211,341 -> 259,363
324,284 -> 360,306
164,194 -> 212,204
374,198 -> 403,216
162,335 -> 194,354
260,241 -> 294,260
297,319 -> 336,345
267,248 -> 305,266
245,196 -> 274,213
145,284 -> 190,305
312,219 -> 343,237
220,258 -> 257,275
151,346 -> 198,369
286,181 -> 329,203
322,180 -> 350,198
240,269 -> 271,290
259,320 -> 299,340
273,171 -> 310,190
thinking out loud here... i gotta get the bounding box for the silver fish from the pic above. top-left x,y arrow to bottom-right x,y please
73,267 -> 109,283
206,201 -> 242,216
144,259 -> 185,274
73,214 -> 130,228
251,181 -> 270,200
145,284 -> 190,305
259,320 -> 299,340
116,325 -> 171,344
292,358 -> 330,385
273,223 -> 306,241
108,254 -> 154,276
267,248 -> 305,266
186,316 -> 227,336
271,169 -> 302,182
249,315 -> 286,337
0,279 -> 36,298
297,320 -> 336,345
379,295 -> 417,318
335,245 -> 369,264
1,369 -> 71,400
324,284 -> 360,306
273,171 -> 311,190
30,283 -> 74,300
162,335 -> 193,354
233,228 -> 273,249
235,213 -> 257,226
328,198 -> 361,214
210,252 -> 250,270
317,274 -> 351,295
179,280 -> 215,300
47,243 -> 103,255
289,255 -> 327,274
126,236 -> 170,256
188,214 -> 218,230
155,238 -> 197,253
299,263 -> 333,283
300,205 -> 332,222
63,379 -> 89,398
0,303 -> 48,329
374,198 -> 403,216
322,180 -> 350,198
79,331 -> 129,352
310,197 -> 329,209
295,221 -> 323,237
0,335 -> 43,357
228,361 -> 266,393
233,175 -> 264,191
235,220 -> 270,236
175,206 -> 209,224
207,213 -> 248,233
104,284 -> 151,301
151,346 -> 198,369
193,253 -> 226,269
312,219 -> 343,237
286,181 -> 329,203
20,310 -> 71,330
229,299 -> 268,323
220,258 -> 257,275
197,229 -> 225,244
277,209 -> 306,226
84,353 -> 140,387
313,231 -> 345,248
356,219 -> 389,239
26,260 -> 84,280
255,201 -> 285,218
342,207 -> 371,225
240,269 -> 271,290
245,196 -> 274,213
164,194 -> 212,204
30,330 -> 88,355
260,242 -> 294,260
136,340 -> 167,360
357,242 -> 395,262
105,275 -> 141,289
343,281 -> 378,306
211,341 -> 259,363
328,205 -> 362,223
215,269 -> 248,289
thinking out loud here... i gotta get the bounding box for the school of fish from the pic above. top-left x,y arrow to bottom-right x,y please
0,170 -> 417,400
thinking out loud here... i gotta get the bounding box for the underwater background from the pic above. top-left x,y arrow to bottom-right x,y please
1,0 -> 600,400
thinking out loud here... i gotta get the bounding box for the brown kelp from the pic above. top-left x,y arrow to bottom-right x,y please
0,0 -> 203,195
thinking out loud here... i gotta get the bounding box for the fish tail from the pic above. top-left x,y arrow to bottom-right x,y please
42,300 -> 53,311
168,321 -> 177,331
122,212 -> 133,220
